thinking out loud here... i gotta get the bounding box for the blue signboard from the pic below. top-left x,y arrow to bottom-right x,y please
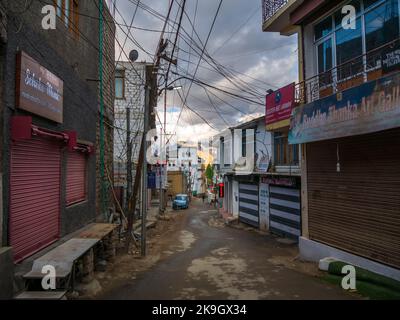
147,171 -> 156,189
289,72 -> 400,144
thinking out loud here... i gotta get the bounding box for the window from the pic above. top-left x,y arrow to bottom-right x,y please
314,17 -> 332,41
115,69 -> 125,99
220,137 -> 224,165
66,151 -> 87,205
365,0 -> 399,68
317,39 -> 333,86
241,129 -> 246,157
273,132 -> 299,166
54,0 -> 79,34
314,0 -> 400,81
335,17 -> 363,79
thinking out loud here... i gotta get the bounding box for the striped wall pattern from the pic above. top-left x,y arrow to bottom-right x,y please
269,186 -> 301,240
239,183 -> 259,227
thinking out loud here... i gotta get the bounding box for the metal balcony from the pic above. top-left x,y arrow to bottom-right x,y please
294,38 -> 400,105
262,0 -> 289,23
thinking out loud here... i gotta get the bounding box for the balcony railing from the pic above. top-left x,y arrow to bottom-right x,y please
262,0 -> 289,23
294,38 -> 400,105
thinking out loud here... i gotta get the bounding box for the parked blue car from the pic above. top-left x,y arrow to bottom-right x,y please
173,194 -> 189,210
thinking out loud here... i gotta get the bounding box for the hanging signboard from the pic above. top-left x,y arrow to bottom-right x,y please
148,171 -> 156,189
289,71 -> 400,144
16,51 -> 64,123
266,83 -> 295,125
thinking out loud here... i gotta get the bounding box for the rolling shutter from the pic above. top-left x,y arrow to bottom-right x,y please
66,151 -> 87,205
307,128 -> 400,269
239,183 -> 259,227
10,137 -> 61,262
269,186 -> 301,240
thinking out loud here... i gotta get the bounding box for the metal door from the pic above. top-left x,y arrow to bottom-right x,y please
307,128 -> 400,268
66,151 -> 87,205
269,186 -> 301,240
239,183 -> 259,227
10,137 -> 61,262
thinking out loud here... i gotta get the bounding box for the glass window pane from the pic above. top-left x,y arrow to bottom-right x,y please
364,0 -> 383,9
315,17 -> 333,40
365,1 -> 399,69
365,1 -> 399,51
57,0 -> 62,17
334,0 -> 361,28
336,18 -> 362,65
65,0 -> 70,27
317,39 -> 333,73
115,78 -> 123,98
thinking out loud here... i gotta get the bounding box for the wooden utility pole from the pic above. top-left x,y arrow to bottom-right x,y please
126,107 -> 132,211
124,135 -> 144,253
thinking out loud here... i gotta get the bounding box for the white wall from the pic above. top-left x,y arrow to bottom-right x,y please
255,121 -> 272,172
232,180 -> 239,217
259,179 -> 270,231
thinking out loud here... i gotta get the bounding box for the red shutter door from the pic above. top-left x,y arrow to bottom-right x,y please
66,152 -> 86,205
10,137 -> 61,263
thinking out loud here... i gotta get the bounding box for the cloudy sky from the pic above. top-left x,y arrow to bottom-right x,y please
113,0 -> 298,143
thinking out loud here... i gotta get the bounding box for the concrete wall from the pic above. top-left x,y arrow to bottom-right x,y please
300,237 -> 400,281
1,0 -> 107,242
0,247 -> 13,299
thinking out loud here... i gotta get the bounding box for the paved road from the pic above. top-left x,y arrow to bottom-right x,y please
101,199 -> 355,300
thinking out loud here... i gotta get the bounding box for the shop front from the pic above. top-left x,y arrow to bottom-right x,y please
290,70 -> 400,270
5,51 -> 96,262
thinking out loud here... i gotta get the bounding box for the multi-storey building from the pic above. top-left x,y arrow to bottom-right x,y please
167,141 -> 200,194
113,61 -> 156,209
263,0 -> 400,279
0,0 -> 115,270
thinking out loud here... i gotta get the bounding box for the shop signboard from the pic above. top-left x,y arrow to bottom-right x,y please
266,83 -> 295,125
289,71 -> 400,144
16,51 -> 64,123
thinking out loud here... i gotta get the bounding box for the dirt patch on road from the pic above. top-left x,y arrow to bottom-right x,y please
180,247 -> 272,300
82,211 -> 187,298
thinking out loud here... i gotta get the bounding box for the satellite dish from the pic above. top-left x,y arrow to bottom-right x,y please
129,50 -> 139,62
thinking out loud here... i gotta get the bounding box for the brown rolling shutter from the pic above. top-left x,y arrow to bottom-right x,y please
66,151 -> 87,205
307,128 -> 400,269
10,137 -> 61,262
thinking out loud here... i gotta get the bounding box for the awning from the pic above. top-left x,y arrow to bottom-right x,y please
11,116 -> 94,154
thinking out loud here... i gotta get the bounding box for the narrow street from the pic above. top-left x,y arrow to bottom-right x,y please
98,199 -> 356,300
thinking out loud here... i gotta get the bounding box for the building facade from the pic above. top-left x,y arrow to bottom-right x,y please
113,61 -> 147,208
167,142 -> 200,195
0,0 -> 114,263
263,0 -> 400,279
214,116 -> 301,235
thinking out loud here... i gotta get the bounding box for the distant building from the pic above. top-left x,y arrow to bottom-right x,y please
167,141 -> 201,195
113,61 -> 156,209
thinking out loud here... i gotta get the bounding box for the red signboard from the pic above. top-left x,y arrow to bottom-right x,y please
265,82 -> 295,125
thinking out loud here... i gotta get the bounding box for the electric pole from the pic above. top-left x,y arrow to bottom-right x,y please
141,84 -> 150,257
126,107 -> 132,212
